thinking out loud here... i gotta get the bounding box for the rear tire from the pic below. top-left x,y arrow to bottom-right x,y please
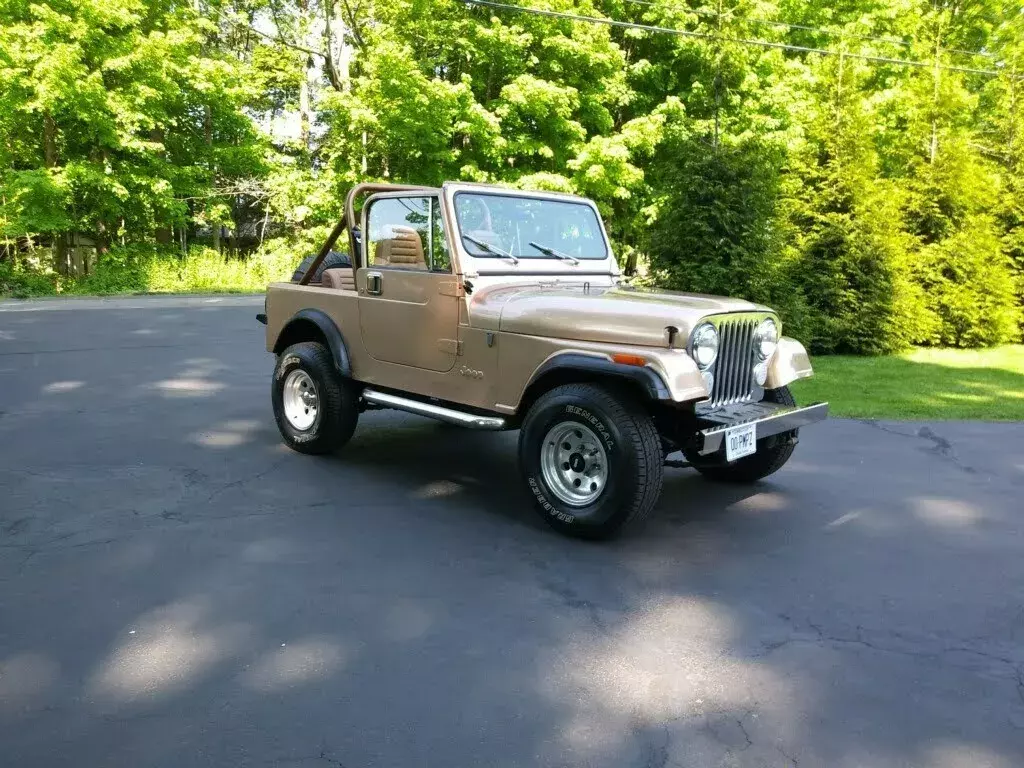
518,383 -> 663,539
689,385 -> 798,483
272,342 -> 358,454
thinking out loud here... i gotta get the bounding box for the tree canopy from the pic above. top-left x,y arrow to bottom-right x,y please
2,0 -> 1022,352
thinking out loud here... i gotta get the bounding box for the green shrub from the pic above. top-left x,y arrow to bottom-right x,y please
795,185 -> 936,355
917,216 -> 1021,347
647,139 -> 810,333
63,244 -> 300,295
2,243 -> 306,299
0,260 -> 58,298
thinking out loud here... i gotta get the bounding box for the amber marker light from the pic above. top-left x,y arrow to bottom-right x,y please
612,353 -> 647,367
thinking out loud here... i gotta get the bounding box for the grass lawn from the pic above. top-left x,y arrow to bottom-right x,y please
790,345 -> 1024,421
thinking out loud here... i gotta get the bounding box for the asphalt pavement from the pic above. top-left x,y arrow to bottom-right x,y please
1,295 -> 1023,768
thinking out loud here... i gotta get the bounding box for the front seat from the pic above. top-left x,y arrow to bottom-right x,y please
374,226 -> 427,270
321,268 -> 356,291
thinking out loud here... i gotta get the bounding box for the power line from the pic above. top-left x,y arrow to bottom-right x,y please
463,0 -> 1014,78
617,0 -> 995,59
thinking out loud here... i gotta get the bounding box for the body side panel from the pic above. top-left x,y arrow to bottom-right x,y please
267,282 -> 707,413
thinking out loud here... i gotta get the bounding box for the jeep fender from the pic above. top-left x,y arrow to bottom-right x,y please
524,352 -> 674,403
765,337 -> 813,389
273,309 -> 352,378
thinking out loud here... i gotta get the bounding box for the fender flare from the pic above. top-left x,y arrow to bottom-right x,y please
524,353 -> 672,403
274,309 -> 352,377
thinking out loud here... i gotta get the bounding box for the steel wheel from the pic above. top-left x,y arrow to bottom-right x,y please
282,369 -> 319,431
540,421 -> 608,506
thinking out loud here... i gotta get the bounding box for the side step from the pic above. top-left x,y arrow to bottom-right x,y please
362,388 -> 506,430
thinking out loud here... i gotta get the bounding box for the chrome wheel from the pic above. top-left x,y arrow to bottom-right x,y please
540,421 -> 608,507
282,369 -> 318,431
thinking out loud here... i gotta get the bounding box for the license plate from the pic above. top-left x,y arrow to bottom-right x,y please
725,423 -> 757,462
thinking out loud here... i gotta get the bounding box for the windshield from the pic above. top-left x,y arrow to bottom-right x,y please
453,192 -> 609,260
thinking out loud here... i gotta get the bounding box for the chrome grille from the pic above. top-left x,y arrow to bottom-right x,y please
707,316 -> 758,408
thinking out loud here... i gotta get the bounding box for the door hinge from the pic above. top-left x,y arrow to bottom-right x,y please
438,280 -> 465,297
438,338 -> 462,355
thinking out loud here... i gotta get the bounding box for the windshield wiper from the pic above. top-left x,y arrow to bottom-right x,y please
528,241 -> 580,265
462,234 -> 519,265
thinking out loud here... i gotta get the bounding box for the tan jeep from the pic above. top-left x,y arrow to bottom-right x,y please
261,182 -> 828,538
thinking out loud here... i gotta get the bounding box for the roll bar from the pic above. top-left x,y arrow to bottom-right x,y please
297,182 -> 437,285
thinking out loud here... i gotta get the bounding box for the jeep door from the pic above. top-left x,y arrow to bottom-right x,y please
357,194 -> 459,373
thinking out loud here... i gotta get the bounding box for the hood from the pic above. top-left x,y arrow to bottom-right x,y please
469,283 -> 769,347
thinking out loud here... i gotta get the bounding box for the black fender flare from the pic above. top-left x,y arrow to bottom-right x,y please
525,353 -> 672,403
274,309 -> 352,377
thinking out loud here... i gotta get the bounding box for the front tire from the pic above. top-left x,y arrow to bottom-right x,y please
272,342 -> 358,454
690,385 -> 798,483
518,383 -> 663,539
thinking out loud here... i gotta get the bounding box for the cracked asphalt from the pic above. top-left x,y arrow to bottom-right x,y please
2,295 -> 1023,767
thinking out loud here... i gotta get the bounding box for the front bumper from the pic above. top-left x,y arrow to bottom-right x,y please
696,401 -> 829,456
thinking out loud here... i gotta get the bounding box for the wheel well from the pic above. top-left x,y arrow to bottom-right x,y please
273,318 -> 328,355
516,367 -> 654,422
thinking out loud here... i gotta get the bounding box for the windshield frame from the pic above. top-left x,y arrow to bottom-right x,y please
446,186 -> 614,273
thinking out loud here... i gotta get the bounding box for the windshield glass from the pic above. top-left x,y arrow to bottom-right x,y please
454,192 -> 609,260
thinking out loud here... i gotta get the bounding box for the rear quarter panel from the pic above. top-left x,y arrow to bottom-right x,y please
265,282 -> 364,359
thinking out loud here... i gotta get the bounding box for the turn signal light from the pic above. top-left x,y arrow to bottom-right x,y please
612,353 -> 647,367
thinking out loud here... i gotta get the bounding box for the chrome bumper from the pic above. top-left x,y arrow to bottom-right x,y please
697,402 -> 829,456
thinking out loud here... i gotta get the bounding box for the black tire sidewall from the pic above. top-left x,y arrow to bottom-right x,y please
272,345 -> 333,449
520,389 -> 643,536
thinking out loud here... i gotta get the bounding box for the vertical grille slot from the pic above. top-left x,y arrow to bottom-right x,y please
707,316 -> 758,409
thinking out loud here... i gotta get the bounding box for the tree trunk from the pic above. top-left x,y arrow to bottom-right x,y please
152,127 -> 172,245
96,219 -> 109,258
930,7 -> 944,164
228,196 -> 238,255
624,250 -> 639,276
43,112 -> 69,275
204,105 -> 220,252
300,55 -> 313,151
712,0 -> 722,150
323,0 -> 348,92
43,112 -> 57,168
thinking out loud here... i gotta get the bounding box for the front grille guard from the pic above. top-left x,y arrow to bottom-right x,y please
690,312 -> 777,413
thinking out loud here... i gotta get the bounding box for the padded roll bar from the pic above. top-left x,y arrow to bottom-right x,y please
298,182 -> 437,285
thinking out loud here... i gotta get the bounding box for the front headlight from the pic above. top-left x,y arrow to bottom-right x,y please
691,323 -> 719,369
753,318 -> 779,361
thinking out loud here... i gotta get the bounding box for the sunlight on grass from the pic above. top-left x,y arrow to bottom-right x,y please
138,248 -> 296,294
791,345 -> 1024,421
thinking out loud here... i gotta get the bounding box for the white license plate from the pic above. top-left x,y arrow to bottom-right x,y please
725,423 -> 757,462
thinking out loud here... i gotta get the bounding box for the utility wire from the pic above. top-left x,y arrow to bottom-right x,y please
463,0 -> 1015,78
617,0 -> 995,59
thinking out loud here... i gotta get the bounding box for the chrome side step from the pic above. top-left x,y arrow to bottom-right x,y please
362,388 -> 506,430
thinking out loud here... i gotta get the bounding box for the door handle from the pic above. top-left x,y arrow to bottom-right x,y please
366,271 -> 383,296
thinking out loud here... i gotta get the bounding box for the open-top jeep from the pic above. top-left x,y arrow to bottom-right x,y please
260,182 -> 828,538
